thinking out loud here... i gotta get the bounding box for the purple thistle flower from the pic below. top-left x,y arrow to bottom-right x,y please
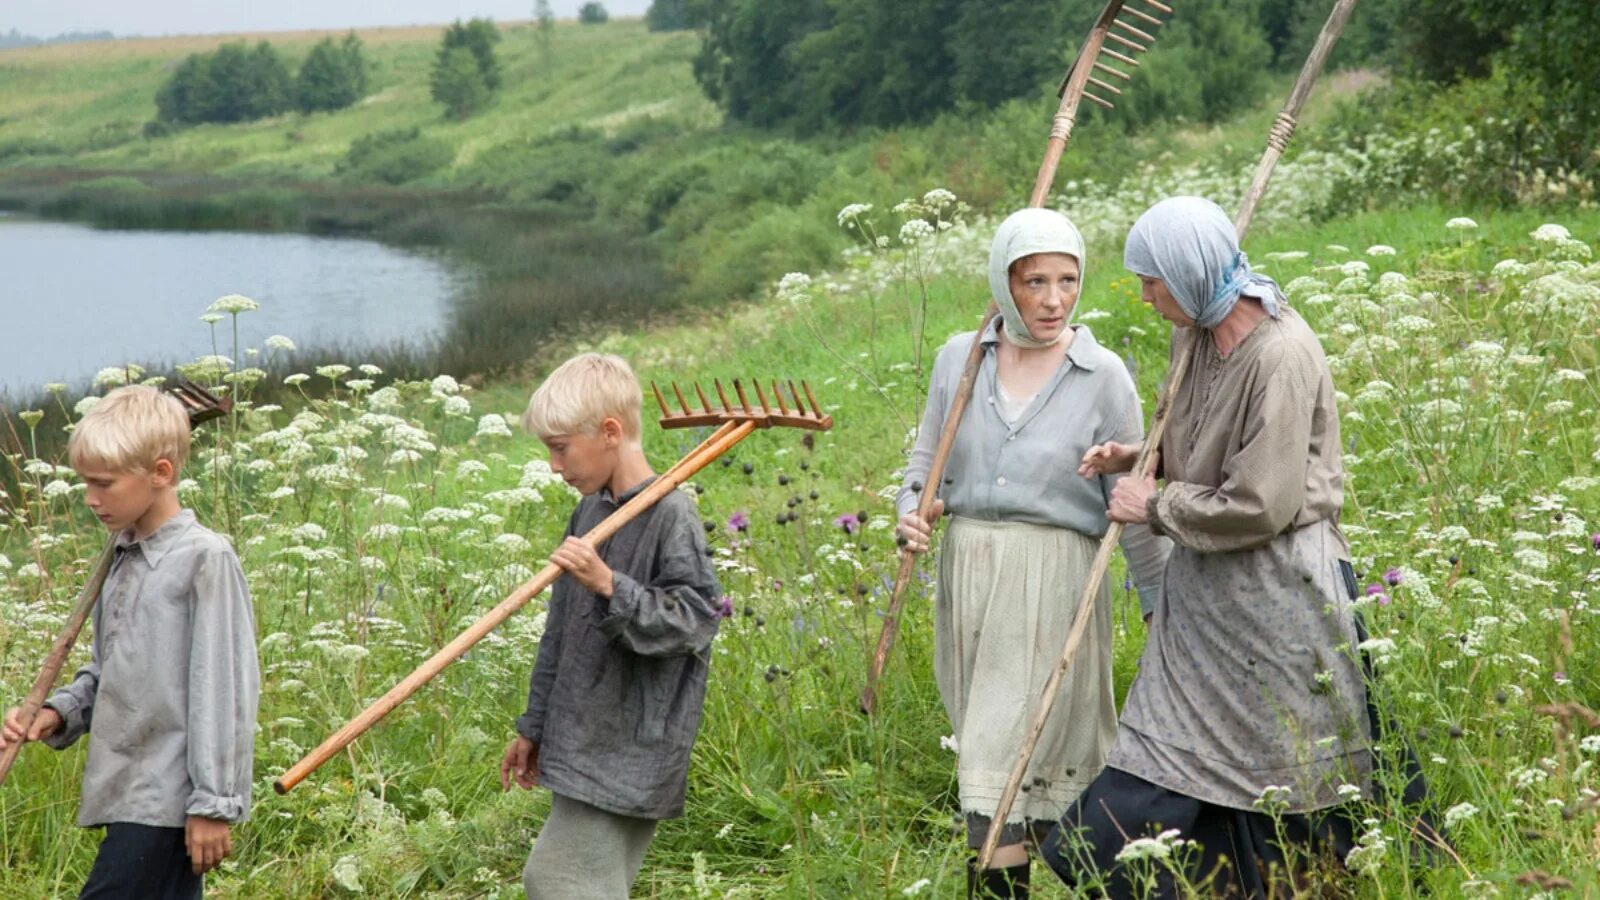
1554,671 -> 1570,686
726,511 -> 749,534
716,595 -> 735,618
1591,533 -> 1600,552
1365,583 -> 1391,607
834,512 -> 861,534
1383,567 -> 1403,587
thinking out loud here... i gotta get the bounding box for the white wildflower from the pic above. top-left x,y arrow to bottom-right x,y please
331,854 -> 364,893
207,293 -> 259,314
776,272 -> 813,305
1444,802 -> 1479,829
836,203 -> 873,228
901,878 -> 933,896
899,219 -> 935,244
442,394 -> 472,417
265,334 -> 296,352
1530,223 -> 1571,243
1365,244 -> 1397,257
1445,217 -> 1478,231
456,459 -> 491,480
292,523 -> 327,544
476,414 -> 513,438
284,373 -> 310,386
430,374 -> 461,396
316,364 -> 351,380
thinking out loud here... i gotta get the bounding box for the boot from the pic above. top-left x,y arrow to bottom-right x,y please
967,858 -> 1030,899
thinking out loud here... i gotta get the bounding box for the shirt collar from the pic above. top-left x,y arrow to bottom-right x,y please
979,317 -> 1101,372
116,509 -> 197,569
597,475 -> 658,506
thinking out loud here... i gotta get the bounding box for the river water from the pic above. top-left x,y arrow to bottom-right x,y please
0,214 -> 460,399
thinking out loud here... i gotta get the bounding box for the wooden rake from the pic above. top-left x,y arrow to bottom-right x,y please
860,0 -> 1175,716
273,378 -> 831,794
0,379 -> 231,787
975,0 -> 1361,869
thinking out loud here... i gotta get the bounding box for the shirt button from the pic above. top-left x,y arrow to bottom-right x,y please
996,476 -> 1007,486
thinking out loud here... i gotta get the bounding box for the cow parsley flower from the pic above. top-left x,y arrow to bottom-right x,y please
207,294 -> 259,314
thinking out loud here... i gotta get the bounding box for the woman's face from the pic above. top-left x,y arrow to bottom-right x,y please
1007,252 -> 1080,343
1138,275 -> 1197,327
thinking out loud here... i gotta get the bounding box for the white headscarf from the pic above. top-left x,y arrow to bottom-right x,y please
1122,196 -> 1284,329
987,208 -> 1086,349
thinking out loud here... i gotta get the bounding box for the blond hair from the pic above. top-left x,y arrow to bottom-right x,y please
69,385 -> 191,475
521,353 -> 642,440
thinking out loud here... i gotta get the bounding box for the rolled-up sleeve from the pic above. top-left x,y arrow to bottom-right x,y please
598,507 -> 721,658
184,547 -> 259,822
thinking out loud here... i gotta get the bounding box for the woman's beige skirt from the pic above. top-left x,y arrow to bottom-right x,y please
937,516 -> 1116,848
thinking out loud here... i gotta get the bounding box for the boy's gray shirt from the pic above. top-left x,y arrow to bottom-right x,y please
515,479 -> 721,820
44,509 -> 260,828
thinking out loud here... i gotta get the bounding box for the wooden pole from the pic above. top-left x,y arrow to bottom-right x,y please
274,420 -> 753,793
974,0 -> 1360,868
860,0 -> 1133,715
0,540 -> 116,786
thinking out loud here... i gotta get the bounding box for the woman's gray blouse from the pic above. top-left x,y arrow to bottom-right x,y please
898,321 -> 1171,614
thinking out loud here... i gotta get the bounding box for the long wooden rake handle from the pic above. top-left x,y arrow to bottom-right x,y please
975,0 -> 1360,868
860,0 -> 1161,716
0,541 -> 116,786
1,380 -> 228,788
274,420 -> 753,794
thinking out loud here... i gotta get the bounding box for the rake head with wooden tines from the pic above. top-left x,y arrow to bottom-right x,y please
172,378 -> 234,427
271,377 -> 830,794
651,378 -> 832,432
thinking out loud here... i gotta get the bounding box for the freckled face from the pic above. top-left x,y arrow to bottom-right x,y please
1007,252 -> 1081,342
1137,275 -> 1197,327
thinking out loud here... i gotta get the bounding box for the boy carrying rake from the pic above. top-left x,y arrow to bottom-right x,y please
499,353 -> 723,899
1,385 -> 259,899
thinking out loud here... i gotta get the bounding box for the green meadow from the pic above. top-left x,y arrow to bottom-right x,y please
3,12 -> 1600,900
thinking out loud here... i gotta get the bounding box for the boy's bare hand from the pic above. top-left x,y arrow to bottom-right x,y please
500,736 -> 541,791
0,706 -> 62,750
185,816 -> 232,875
550,537 -> 614,598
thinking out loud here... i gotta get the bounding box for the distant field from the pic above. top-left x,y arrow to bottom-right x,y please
0,19 -> 718,180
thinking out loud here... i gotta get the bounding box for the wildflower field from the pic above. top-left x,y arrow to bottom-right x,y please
3,140 -> 1600,897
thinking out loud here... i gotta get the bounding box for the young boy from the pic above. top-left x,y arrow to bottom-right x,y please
0,385 -> 259,899
499,353 -> 722,899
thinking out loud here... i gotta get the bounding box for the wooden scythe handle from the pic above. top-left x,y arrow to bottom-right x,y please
976,0 -> 1361,869
0,540 -> 117,786
275,420 -> 752,793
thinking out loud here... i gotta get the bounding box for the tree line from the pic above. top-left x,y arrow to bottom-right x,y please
152,33 -> 369,129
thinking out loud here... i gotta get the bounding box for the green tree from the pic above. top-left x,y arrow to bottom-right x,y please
437,18 -> 502,92
431,45 -> 490,118
949,0 -> 1088,109
791,0 -> 961,128
647,0 -> 705,31
154,54 -> 215,124
692,0 -> 831,126
535,0 -> 555,53
295,32 -> 369,113
579,3 -> 610,24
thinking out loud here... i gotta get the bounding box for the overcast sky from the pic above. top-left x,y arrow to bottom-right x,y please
8,1 -> 654,38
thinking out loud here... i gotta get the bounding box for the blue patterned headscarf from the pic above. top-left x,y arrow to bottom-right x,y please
1122,196 -> 1284,329
988,208 -> 1086,349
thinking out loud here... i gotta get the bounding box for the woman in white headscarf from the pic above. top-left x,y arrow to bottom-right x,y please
1040,196 -> 1390,898
897,208 -> 1171,898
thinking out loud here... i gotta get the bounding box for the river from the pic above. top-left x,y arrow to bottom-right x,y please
0,214 -> 460,399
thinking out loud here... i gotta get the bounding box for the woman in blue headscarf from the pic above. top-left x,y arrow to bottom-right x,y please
1041,196 -> 1378,896
897,208 -> 1170,898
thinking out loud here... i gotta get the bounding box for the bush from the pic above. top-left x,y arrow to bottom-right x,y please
646,0 -> 702,31
336,127 -> 454,185
295,32 -> 369,114
579,2 -> 610,24
153,41 -> 293,126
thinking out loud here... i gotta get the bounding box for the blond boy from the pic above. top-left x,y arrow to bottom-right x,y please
0,385 -> 259,899
498,354 -> 722,899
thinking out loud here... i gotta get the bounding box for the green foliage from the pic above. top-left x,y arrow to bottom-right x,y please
154,41 -> 293,126
948,0 -> 1087,110
579,2 -> 610,24
335,127 -> 453,185
437,18 -> 503,93
692,0 -> 831,126
646,0 -> 706,32
294,32 -> 370,114
1103,0 -> 1273,128
431,46 -> 491,120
